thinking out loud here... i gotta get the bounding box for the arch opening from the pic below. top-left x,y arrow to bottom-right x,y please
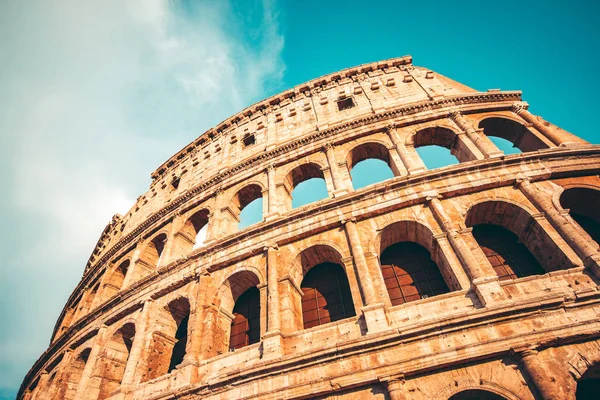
97,323 -> 135,398
210,270 -> 261,356
380,242 -> 450,305
102,260 -> 129,300
143,298 -> 190,382
229,286 -> 261,350
347,142 -> 395,190
139,233 -> 167,268
301,262 -> 356,329
61,348 -> 90,400
472,224 -> 545,280
466,200 -> 574,274
576,362 -> 600,400
285,163 -> 328,209
479,117 -> 549,152
172,208 -> 210,259
234,184 -> 263,230
413,127 -> 465,169
560,187 -> 600,245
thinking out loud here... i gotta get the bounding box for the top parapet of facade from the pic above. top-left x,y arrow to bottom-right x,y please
149,54 -> 479,180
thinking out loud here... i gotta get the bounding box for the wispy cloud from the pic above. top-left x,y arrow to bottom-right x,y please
0,0 -> 284,396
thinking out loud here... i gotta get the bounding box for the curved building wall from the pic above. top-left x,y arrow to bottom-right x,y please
19,56 -> 600,400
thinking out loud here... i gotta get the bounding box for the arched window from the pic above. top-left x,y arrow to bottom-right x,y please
576,362 -> 600,400
229,287 -> 260,350
142,298 -> 190,382
234,184 -> 263,229
61,348 -> 90,400
284,163 -> 328,209
560,187 -> 600,245
449,389 -> 508,400
472,224 -> 545,281
479,117 -> 549,152
301,263 -> 356,329
413,127 -> 465,169
347,142 -> 395,190
380,242 -> 450,305
98,323 -> 135,398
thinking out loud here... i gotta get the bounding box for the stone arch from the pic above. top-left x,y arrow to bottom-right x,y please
287,244 -> 357,331
75,278 -> 102,320
345,141 -> 397,189
96,322 -> 136,398
100,259 -> 130,301
411,126 -> 479,167
433,379 -> 520,400
466,200 -> 573,279
59,347 -> 91,400
208,269 -> 263,356
560,187 -> 600,246
139,232 -> 168,269
173,208 -> 211,258
142,297 -> 191,382
230,183 -> 264,229
374,220 -> 460,305
281,162 -> 329,209
478,116 -> 550,152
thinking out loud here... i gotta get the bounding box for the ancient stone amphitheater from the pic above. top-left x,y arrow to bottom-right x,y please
20,56 -> 600,400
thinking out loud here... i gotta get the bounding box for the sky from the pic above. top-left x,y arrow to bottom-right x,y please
1,0 -> 599,398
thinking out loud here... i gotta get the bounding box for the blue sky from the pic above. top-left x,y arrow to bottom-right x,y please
1,0 -> 599,398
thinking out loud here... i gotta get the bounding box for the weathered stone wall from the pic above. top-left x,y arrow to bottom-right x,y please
19,56 -> 600,400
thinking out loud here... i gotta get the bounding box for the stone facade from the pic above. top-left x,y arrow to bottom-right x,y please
19,56 -> 600,400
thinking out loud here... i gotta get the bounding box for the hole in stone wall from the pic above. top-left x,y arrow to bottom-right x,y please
242,134 -> 256,147
337,97 -> 354,111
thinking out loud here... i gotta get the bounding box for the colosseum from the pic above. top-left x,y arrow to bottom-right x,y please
19,55 -> 600,400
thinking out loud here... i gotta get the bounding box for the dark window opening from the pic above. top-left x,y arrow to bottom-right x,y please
571,213 -> 600,244
229,287 -> 260,350
168,314 -> 189,372
301,262 -> 356,329
242,134 -> 256,147
171,177 -> 180,190
380,242 -> 449,306
576,362 -> 600,400
337,97 -> 354,111
472,224 -> 545,281
449,389 -> 507,400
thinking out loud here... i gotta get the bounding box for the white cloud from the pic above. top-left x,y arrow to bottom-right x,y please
0,0 -> 284,396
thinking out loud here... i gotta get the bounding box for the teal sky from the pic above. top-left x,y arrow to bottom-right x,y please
1,1 -> 599,398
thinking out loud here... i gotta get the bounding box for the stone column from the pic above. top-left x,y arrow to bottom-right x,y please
53,349 -> 74,399
31,372 -> 49,400
386,124 -> 426,174
453,131 -> 486,161
265,164 -> 281,219
517,178 -> 600,276
121,300 -> 155,387
324,143 -> 350,195
514,347 -> 566,400
382,376 -> 408,400
386,145 -> 409,177
343,219 -> 388,333
426,195 -> 504,305
512,104 -> 586,147
426,196 -> 487,281
449,111 -> 503,158
263,244 -> 283,355
74,324 -> 109,400
204,189 -> 225,244
161,213 -> 186,265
